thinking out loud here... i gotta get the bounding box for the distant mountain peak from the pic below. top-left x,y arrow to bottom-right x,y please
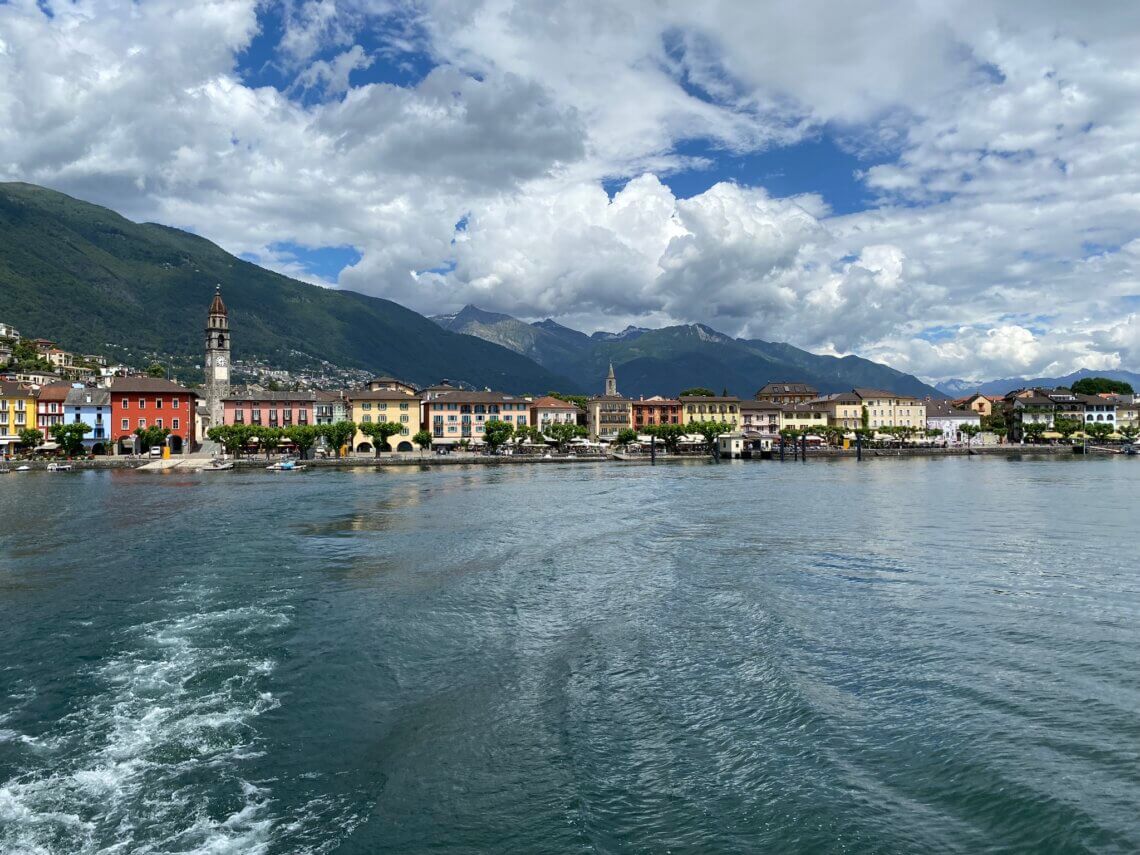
591,325 -> 649,342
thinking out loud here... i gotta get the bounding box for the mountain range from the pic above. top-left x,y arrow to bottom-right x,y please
433,304 -> 942,398
934,368 -> 1140,398
0,182 -> 573,392
1,181 -> 941,399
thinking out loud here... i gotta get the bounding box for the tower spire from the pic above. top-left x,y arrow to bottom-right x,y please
605,362 -> 618,397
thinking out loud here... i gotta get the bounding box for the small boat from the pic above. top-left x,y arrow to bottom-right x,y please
47,462 -> 73,472
0,468 -> 10,474
15,465 -> 30,472
202,460 -> 235,471
266,458 -> 305,471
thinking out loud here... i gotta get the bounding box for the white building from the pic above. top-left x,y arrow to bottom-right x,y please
0,323 -> 21,340
925,399 -> 982,444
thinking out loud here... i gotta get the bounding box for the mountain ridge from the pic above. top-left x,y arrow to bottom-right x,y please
434,306 -> 943,398
0,182 -> 578,393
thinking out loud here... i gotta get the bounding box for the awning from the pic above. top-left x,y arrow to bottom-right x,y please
34,442 -> 60,451
1041,431 -> 1062,439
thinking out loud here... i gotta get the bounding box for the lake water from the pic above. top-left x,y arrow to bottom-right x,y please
1,457 -> 1138,854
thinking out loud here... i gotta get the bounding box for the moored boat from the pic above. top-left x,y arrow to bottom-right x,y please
266,458 -> 305,471
202,460 -> 235,471
47,462 -> 73,472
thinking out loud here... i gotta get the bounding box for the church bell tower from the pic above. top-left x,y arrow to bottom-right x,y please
204,285 -> 230,428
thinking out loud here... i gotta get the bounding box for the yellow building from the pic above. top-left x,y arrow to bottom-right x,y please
0,380 -> 37,456
587,365 -> 632,441
854,388 -> 926,430
679,396 -> 741,430
347,376 -> 421,453
778,403 -> 830,433
815,392 -> 864,431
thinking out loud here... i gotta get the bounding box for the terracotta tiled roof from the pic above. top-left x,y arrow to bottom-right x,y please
531,395 -> 581,410
108,377 -> 198,395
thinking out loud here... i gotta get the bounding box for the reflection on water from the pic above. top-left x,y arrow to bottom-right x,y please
1,457 -> 1139,853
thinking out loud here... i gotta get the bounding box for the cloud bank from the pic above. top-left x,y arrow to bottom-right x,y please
2,0 -> 1139,380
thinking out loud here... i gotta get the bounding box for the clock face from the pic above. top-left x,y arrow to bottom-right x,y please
217,357 -> 226,367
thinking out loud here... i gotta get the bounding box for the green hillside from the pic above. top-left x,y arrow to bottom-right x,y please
0,182 -> 577,393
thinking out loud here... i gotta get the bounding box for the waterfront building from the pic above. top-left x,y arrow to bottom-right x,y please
63,385 -> 111,453
1107,395 -> 1138,430
717,432 -> 746,458
680,395 -> 741,429
1079,394 -> 1116,426
424,390 -> 533,448
739,400 -> 781,435
224,390 -> 318,428
1006,388 -> 1116,438
631,396 -> 681,430
109,377 -> 197,454
530,396 -> 582,432
925,399 -> 981,444
778,402 -> 830,433
0,380 -> 36,456
203,286 -> 231,430
814,392 -> 864,431
586,364 -> 632,441
853,389 -> 926,430
314,390 -> 348,425
754,382 -> 818,405
1008,390 -> 1058,439
347,379 -> 422,452
36,382 -> 71,433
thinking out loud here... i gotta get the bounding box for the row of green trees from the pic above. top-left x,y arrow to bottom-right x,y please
208,422 -> 353,459
15,423 -> 168,457
1020,419 -> 1138,443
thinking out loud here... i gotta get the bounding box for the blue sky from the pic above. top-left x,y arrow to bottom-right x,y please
2,0 -> 1140,381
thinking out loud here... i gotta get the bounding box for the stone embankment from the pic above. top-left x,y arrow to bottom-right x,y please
1,443 -> 1108,472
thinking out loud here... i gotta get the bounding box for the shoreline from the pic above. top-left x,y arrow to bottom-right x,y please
1,443 -> 1119,472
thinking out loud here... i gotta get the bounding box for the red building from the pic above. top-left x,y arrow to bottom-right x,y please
109,377 -> 198,454
631,396 -> 681,429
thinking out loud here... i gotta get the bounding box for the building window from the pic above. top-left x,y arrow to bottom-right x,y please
139,399 -> 146,408
172,398 -> 180,408
172,419 -> 180,430
122,398 -> 129,408
362,414 -> 372,423
155,399 -> 163,409
121,419 -> 129,430
138,418 -> 146,428
155,418 -> 163,428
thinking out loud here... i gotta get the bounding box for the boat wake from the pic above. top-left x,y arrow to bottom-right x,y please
1,602 -> 296,854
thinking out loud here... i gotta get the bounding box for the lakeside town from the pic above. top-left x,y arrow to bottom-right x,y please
2,290 -> 1139,465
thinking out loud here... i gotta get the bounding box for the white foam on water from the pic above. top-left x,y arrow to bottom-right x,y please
0,601 -> 303,855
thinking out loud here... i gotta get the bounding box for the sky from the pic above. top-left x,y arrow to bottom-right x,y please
2,0 -> 1140,382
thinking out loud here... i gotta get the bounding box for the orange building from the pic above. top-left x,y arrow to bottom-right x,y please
631,396 -> 681,429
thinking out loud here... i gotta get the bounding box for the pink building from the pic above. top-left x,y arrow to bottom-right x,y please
223,391 -> 320,428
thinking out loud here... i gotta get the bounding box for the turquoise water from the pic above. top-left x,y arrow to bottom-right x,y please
1,457 -> 1138,853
